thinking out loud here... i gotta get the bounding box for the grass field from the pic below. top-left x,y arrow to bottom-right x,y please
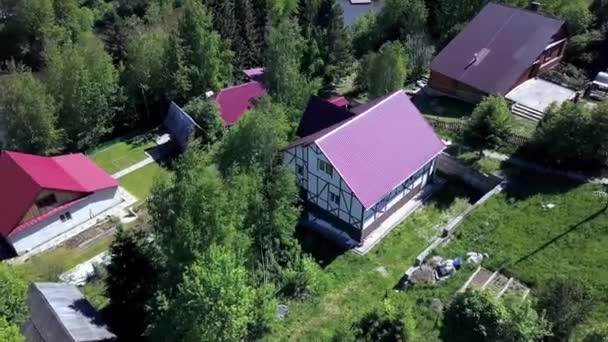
267,185 -> 474,341
440,170 -> 608,327
119,163 -> 170,201
89,133 -> 156,174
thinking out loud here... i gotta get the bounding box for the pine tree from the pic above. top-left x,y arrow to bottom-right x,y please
175,0 -> 233,98
234,0 -> 261,68
317,0 -> 352,95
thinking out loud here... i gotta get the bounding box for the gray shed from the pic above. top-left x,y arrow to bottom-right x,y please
24,283 -> 115,342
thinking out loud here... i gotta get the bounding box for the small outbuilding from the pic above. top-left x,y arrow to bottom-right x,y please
24,282 -> 115,342
429,3 -> 568,103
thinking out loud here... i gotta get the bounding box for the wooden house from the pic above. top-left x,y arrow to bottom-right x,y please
429,3 -> 568,103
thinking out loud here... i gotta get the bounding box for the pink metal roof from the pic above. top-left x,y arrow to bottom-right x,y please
213,81 -> 266,125
291,91 -> 445,209
0,151 -> 118,237
327,96 -> 349,108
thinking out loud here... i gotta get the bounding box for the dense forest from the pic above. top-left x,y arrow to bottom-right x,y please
0,0 -> 608,340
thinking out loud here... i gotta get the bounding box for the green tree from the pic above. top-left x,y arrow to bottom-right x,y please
122,29 -> 169,125
0,263 -> 28,326
105,227 -> 159,339
358,41 -> 408,98
0,317 -> 23,342
151,246 -> 255,342
215,98 -> 291,173
442,290 -> 550,342
463,96 -> 512,156
442,289 -> 509,342
536,277 -> 594,341
148,151 -> 247,286
46,33 -> 120,148
0,66 -> 62,154
351,12 -> 377,58
316,0 -> 353,95
533,101 -> 600,166
265,19 -> 316,110
234,0 -> 262,68
583,324 -> 608,342
376,0 -> 428,43
507,0 -> 592,35
183,96 -> 224,145
244,166 -> 302,281
13,0 -> 55,67
174,0 -> 233,98
432,0 -> 488,44
404,32 -> 435,82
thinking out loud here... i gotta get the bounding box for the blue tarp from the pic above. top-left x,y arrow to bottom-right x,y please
163,102 -> 201,152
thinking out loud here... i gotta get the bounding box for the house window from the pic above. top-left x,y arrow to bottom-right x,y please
318,159 -> 333,177
60,212 -> 72,223
329,192 -> 340,206
36,194 -> 57,208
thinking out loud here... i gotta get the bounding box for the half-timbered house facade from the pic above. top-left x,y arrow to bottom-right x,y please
284,91 -> 445,244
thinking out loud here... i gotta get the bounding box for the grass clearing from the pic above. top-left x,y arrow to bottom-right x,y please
267,184 -> 475,341
15,235 -> 113,282
440,170 -> 608,326
119,163 -> 170,201
89,132 -> 156,174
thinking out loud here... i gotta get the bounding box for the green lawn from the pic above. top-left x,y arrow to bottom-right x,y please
440,170 -> 608,326
119,163 -> 170,201
16,235 -> 113,282
267,187 -> 473,341
89,133 -> 156,174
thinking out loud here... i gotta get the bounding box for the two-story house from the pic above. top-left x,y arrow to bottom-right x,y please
283,91 -> 445,245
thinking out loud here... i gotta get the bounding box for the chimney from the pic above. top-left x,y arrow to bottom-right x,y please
529,2 -> 542,12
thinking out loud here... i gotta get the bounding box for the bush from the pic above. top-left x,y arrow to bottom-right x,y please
334,300 -> 415,342
536,277 -> 594,341
463,96 -> 512,155
442,289 -> 550,342
280,257 -> 328,300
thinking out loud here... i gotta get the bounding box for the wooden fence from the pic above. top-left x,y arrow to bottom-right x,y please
424,116 -> 531,147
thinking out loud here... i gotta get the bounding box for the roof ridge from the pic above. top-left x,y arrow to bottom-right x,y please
490,2 -> 565,23
316,90 -> 402,144
51,153 -> 89,191
215,80 -> 262,97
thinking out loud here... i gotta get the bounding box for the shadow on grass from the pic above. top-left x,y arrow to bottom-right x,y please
428,179 -> 482,211
505,189 -> 608,271
295,225 -> 349,268
410,92 -> 475,119
501,166 -> 583,201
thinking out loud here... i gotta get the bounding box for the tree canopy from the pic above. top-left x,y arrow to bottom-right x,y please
0,66 -> 62,154
358,40 -> 408,98
46,33 -> 120,149
463,96 -> 512,155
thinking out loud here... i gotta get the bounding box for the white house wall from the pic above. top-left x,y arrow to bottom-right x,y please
362,159 -> 436,229
284,144 -> 364,228
9,187 -> 121,255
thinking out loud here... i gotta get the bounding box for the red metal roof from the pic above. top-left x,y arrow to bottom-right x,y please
0,151 -> 118,237
212,81 -> 266,125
